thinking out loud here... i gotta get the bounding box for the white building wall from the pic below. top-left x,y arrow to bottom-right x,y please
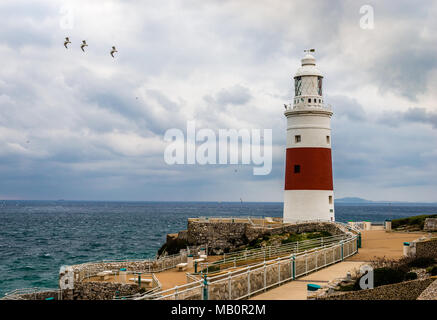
283,190 -> 335,223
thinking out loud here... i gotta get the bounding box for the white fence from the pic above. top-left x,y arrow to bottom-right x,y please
72,251 -> 188,282
199,234 -> 351,274
1,287 -> 61,300
134,234 -> 359,300
206,236 -> 358,300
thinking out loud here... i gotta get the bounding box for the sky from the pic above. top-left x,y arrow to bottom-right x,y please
0,0 -> 436,202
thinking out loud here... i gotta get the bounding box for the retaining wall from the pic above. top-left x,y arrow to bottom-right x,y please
62,282 -> 141,300
186,221 -> 347,254
415,238 -> 437,258
318,278 -> 435,300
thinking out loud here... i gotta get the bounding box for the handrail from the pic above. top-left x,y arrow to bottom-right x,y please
1,287 -> 60,300
138,234 -> 358,300
199,234 -> 350,274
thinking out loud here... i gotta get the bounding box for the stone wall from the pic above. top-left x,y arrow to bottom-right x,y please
186,220 -> 347,254
58,253 -> 186,300
415,238 -> 437,258
62,282 -> 141,300
424,218 -> 437,231
9,290 -> 60,300
318,278 -> 434,300
417,279 -> 437,300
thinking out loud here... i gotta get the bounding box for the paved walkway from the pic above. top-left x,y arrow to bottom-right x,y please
251,230 -> 426,300
347,230 -> 426,261
250,261 -> 364,300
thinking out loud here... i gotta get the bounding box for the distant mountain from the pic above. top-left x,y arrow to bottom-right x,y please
335,197 -> 374,203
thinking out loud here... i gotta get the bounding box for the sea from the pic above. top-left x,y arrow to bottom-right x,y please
1,200 -> 437,296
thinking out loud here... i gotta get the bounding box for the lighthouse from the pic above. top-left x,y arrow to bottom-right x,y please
283,50 -> 335,223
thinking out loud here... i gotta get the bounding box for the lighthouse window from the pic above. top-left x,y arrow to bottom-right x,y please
295,77 -> 302,96
318,76 -> 323,95
295,135 -> 301,143
326,136 -> 330,144
294,165 -> 300,173
308,98 -> 311,103
329,196 -> 333,204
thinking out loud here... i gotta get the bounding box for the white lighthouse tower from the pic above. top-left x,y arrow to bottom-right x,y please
283,50 -> 335,223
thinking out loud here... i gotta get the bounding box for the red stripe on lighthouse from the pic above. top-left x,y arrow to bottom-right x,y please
284,148 -> 333,190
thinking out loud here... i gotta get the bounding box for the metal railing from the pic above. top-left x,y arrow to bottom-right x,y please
1,287 -> 61,300
73,251 -> 188,282
115,273 -> 162,299
133,277 -> 204,300
205,235 -> 358,300
198,234 -> 351,275
134,232 -> 359,300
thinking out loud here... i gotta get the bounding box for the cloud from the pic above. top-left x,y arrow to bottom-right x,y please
378,107 -> 437,129
0,0 -> 436,202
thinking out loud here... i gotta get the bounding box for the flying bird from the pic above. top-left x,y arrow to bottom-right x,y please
80,40 -> 88,52
110,46 -> 118,58
64,37 -> 71,49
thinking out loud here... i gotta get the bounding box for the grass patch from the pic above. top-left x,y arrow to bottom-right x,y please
391,214 -> 437,230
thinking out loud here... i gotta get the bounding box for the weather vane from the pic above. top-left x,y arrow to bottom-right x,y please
304,48 -> 315,53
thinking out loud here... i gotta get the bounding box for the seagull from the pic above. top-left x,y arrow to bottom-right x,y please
284,104 -> 287,109
80,40 -> 88,52
110,46 -> 118,58
64,37 -> 71,49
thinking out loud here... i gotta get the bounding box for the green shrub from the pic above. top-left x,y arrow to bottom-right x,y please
373,267 -> 406,287
336,283 -> 356,292
391,214 -> 437,229
405,272 -> 418,280
202,265 -> 220,273
407,257 -> 435,269
427,266 -> 437,276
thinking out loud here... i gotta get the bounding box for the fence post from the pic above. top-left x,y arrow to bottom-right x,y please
203,274 -> 208,300
174,286 -> 179,300
263,262 -> 267,292
277,258 -> 281,284
305,251 -> 308,274
247,270 -> 251,298
292,255 -> 295,280
228,274 -> 232,300
358,232 -> 362,248
341,241 -> 344,261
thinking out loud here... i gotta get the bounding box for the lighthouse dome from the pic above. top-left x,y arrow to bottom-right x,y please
294,53 -> 323,78
301,53 -> 316,66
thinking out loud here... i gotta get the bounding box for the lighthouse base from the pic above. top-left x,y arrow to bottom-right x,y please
283,190 -> 335,223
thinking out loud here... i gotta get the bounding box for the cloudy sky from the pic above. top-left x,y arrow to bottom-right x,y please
0,0 -> 436,202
